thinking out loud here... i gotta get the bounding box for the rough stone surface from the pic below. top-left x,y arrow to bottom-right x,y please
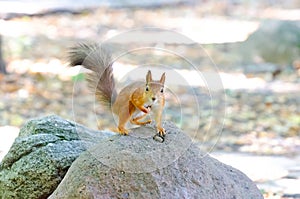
49,122 -> 263,199
0,115 -> 112,199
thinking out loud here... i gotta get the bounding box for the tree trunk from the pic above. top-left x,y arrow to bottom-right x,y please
0,35 -> 7,74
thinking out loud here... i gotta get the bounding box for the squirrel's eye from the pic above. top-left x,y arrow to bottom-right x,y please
160,88 -> 164,93
145,86 -> 149,92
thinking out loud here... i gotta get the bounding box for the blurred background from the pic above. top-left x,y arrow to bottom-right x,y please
0,0 -> 299,198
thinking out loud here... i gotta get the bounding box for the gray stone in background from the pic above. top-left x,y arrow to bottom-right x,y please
0,115 -> 112,199
49,122 -> 263,199
241,20 -> 300,65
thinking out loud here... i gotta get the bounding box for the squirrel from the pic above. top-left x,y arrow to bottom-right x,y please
69,43 -> 166,136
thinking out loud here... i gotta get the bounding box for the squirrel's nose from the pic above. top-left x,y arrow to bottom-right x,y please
152,97 -> 156,101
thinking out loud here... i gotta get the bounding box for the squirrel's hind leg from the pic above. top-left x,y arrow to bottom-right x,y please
117,126 -> 129,135
116,107 -> 131,135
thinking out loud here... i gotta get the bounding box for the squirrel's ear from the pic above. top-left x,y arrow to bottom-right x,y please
160,72 -> 166,85
146,70 -> 152,83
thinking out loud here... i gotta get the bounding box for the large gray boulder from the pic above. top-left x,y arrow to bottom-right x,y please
0,115 -> 112,199
49,122 -> 263,199
0,115 -> 263,199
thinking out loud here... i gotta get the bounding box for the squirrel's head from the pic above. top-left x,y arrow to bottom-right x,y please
144,70 -> 165,106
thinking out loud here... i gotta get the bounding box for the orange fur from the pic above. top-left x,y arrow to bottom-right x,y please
69,43 -> 166,135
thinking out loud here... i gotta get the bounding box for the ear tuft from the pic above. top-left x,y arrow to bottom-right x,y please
160,72 -> 166,85
146,70 -> 152,83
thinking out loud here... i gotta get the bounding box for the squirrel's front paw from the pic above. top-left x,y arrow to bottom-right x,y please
157,126 -> 166,137
153,127 -> 166,143
143,105 -> 152,113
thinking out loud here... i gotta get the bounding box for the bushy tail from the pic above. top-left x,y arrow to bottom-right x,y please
69,43 -> 117,109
